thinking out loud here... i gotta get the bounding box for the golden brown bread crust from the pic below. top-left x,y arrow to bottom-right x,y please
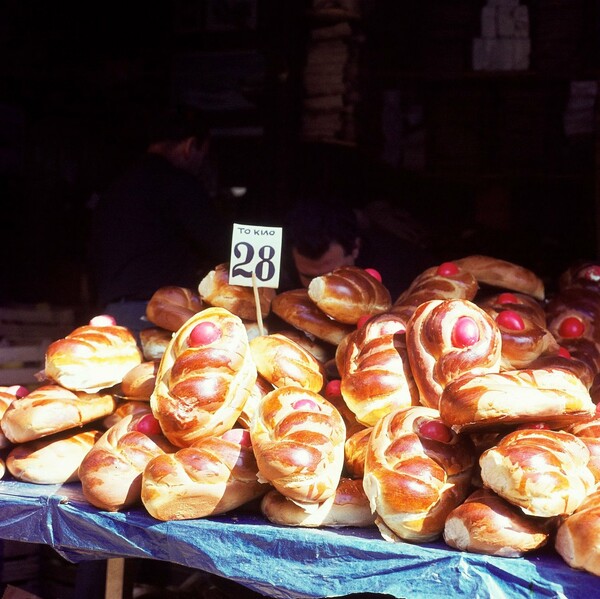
0,384 -> 116,444
198,263 -> 275,321
363,406 -> 475,543
443,488 -> 551,557
102,400 -> 153,429
150,307 -> 257,448
439,368 -> 596,433
453,254 -> 545,301
139,327 -> 173,361
250,386 -> 346,504
260,477 -> 375,528
45,324 -> 142,393
392,262 -> 479,320
276,329 -> 334,365
477,292 -> 547,327
307,266 -> 392,325
141,430 -> 267,521
271,289 -> 354,346
119,361 -> 159,401
339,314 -> 419,426
145,286 -> 203,333
0,388 -> 19,449
555,488 -> 600,576
479,428 -> 595,517
79,412 -> 175,512
249,333 -> 324,393
344,426 -> 372,479
406,299 -> 502,409
6,428 -> 103,484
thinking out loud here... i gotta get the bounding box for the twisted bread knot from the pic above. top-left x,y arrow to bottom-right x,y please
308,266 -> 392,325
546,287 -> 600,346
391,262 -> 478,321
150,307 -> 257,447
363,405 -> 475,543
79,412 -> 175,512
45,324 -> 142,393
565,417 -> 600,486
406,299 -> 502,408
339,313 -> 419,426
479,428 -> 595,517
250,386 -> 346,504
141,429 -> 266,521
439,368 -> 596,433
146,286 -> 203,332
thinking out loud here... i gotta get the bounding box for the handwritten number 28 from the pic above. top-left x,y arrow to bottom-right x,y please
232,242 -> 275,282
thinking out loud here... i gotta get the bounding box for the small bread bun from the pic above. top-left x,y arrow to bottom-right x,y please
198,263 -> 275,321
261,478 -> 375,528
145,286 -> 203,333
443,488 -> 551,557
139,327 -> 173,361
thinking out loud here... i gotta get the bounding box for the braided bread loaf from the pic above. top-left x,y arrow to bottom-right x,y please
141,428 -> 266,521
0,384 -> 116,444
151,307 -> 257,448
406,299 -> 502,408
479,428 -> 595,517
79,412 -> 175,511
339,313 -> 419,426
250,386 -> 346,504
439,367 -> 596,433
363,406 -> 475,543
45,324 -> 142,393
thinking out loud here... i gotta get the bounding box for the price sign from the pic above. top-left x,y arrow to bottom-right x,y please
229,223 -> 282,288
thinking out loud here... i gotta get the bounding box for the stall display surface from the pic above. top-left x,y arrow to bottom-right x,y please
0,479 -> 595,599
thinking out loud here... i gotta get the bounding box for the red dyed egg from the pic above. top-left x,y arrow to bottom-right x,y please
497,293 -> 519,304
364,268 -> 382,283
134,414 -> 162,435
558,317 -> 585,339
496,310 -> 525,331
292,398 -> 320,412
451,316 -> 480,347
436,262 -> 459,276
189,321 -> 221,346
222,428 -> 252,446
418,420 -> 452,443
325,379 -> 342,399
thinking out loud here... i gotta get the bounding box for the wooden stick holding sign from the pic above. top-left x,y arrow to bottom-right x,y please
229,223 -> 283,336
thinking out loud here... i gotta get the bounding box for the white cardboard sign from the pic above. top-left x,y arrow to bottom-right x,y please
229,223 -> 282,288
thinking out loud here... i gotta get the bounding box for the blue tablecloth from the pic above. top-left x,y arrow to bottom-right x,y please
0,479 -> 595,599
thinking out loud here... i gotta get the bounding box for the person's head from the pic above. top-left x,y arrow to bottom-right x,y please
146,105 -> 211,177
285,198 -> 361,287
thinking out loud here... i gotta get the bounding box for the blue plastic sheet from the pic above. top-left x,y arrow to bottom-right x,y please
0,479 -> 596,599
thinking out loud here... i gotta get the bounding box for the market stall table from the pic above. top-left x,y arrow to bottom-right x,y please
0,479 -> 595,599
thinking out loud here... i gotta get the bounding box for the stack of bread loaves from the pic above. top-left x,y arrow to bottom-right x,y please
0,255 -> 598,579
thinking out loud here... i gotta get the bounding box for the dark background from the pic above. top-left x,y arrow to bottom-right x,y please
1,0 -> 599,312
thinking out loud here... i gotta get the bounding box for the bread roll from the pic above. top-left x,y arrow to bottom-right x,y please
237,374 -> 274,430
139,327 -> 173,361
79,412 -> 176,512
45,324 -> 142,393
102,400 -> 153,429
559,262 -> 600,294
7,428 -> 102,484
151,307 -> 257,447
141,428 -> 267,521
307,266 -> 392,324
565,417 -> 600,485
0,387 -> 21,449
339,314 -> 419,426
145,286 -> 203,333
443,488 -> 551,557
261,477 -> 375,528
250,386 -> 346,504
271,289 -> 354,346
277,329 -> 335,365
406,299 -> 502,409
119,361 -> 159,401
453,255 -> 545,301
1,384 -> 116,444
555,488 -> 600,576
363,406 -> 475,543
198,263 -> 275,321
249,333 -> 324,393
344,426 -> 372,479
439,368 -> 596,433
479,428 -> 595,517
